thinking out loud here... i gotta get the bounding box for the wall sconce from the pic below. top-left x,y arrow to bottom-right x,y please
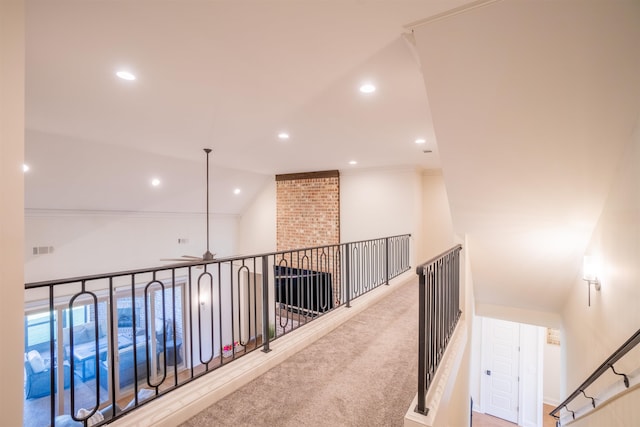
583,255 -> 601,306
199,290 -> 209,309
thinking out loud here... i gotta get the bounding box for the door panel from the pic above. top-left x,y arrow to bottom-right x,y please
485,318 -> 520,423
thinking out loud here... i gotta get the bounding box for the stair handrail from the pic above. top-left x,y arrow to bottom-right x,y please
549,327 -> 640,421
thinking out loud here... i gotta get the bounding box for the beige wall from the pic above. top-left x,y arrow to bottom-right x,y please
0,0 -> 25,424
562,115 -> 640,423
25,211 -> 239,283
543,337 -> 562,406
433,239 -> 474,426
420,170 -> 454,262
238,180 -> 277,255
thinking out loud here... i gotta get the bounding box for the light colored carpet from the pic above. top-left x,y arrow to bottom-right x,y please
181,278 -> 419,427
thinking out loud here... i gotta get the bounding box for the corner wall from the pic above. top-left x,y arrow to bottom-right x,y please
0,0 -> 25,424
420,170 -> 454,261
561,114 -> 640,425
238,180 -> 276,255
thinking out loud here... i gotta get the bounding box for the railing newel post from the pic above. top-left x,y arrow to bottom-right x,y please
385,237 -> 390,286
345,243 -> 351,308
261,255 -> 272,353
415,265 -> 428,415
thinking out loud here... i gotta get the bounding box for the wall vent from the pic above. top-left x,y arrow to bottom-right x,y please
33,246 -> 54,255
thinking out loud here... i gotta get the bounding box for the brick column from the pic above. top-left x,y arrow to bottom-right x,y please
276,170 -> 341,304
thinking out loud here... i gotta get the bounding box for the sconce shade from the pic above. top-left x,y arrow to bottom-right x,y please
583,255 -> 600,281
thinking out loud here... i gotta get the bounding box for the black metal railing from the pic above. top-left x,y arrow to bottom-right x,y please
23,234 -> 411,427
414,244 -> 462,416
549,328 -> 640,424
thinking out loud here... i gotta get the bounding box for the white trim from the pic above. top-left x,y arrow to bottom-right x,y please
339,164 -> 422,176
404,320 -> 468,427
403,0 -> 503,29
25,208 -> 239,219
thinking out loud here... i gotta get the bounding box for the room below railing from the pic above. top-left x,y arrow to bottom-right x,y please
23,234 -> 410,427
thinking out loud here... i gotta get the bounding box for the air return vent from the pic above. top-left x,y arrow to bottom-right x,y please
33,246 -> 54,255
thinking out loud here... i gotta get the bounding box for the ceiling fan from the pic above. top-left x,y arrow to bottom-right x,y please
161,148 -> 216,264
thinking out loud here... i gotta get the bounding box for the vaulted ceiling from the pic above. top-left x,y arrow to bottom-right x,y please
409,0 -> 640,313
25,0 -> 640,316
25,0 -> 469,213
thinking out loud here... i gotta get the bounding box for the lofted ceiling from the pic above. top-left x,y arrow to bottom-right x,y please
410,0 -> 640,314
25,0 -> 640,317
24,0 -> 475,213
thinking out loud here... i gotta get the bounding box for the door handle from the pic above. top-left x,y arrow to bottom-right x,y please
486,370 -> 491,376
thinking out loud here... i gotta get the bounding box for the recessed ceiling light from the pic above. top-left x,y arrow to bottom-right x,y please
234,188 -> 241,195
116,71 -> 136,81
151,178 -> 161,187
349,160 -> 357,165
415,138 -> 426,144
359,83 -> 376,94
23,164 -> 30,172
278,132 -> 290,140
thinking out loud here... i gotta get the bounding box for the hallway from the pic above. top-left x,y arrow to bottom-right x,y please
182,278 -> 419,427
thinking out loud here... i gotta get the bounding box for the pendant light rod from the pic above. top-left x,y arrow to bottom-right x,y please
203,148 -> 214,261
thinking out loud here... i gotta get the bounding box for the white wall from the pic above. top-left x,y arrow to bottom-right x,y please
420,170 -> 454,261
237,167 -> 456,267
340,167 -> 423,265
543,339 -> 561,406
238,180 -> 276,255
25,210 -> 239,283
0,0 -> 25,424
519,325 -> 543,427
561,114 -> 640,425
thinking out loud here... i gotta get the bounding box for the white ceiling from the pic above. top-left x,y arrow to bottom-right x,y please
410,0 -> 640,313
25,0 -> 475,213
25,0 -> 640,316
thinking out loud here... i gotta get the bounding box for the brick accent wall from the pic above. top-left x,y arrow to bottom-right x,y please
276,171 -> 340,251
276,171 -> 341,305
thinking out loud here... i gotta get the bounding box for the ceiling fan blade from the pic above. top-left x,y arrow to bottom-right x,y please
160,258 -> 200,262
181,255 -> 202,260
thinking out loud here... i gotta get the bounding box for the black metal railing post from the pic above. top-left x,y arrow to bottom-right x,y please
385,237 -> 390,286
261,255 -> 272,353
48,285 -> 55,427
345,243 -> 351,308
415,265 -> 428,415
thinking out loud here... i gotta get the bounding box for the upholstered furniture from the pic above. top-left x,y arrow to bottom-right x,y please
50,404 -> 119,427
24,350 -> 71,399
63,322 -> 133,380
98,341 -> 152,390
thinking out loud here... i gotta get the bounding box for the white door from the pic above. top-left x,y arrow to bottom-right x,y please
484,318 -> 520,423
